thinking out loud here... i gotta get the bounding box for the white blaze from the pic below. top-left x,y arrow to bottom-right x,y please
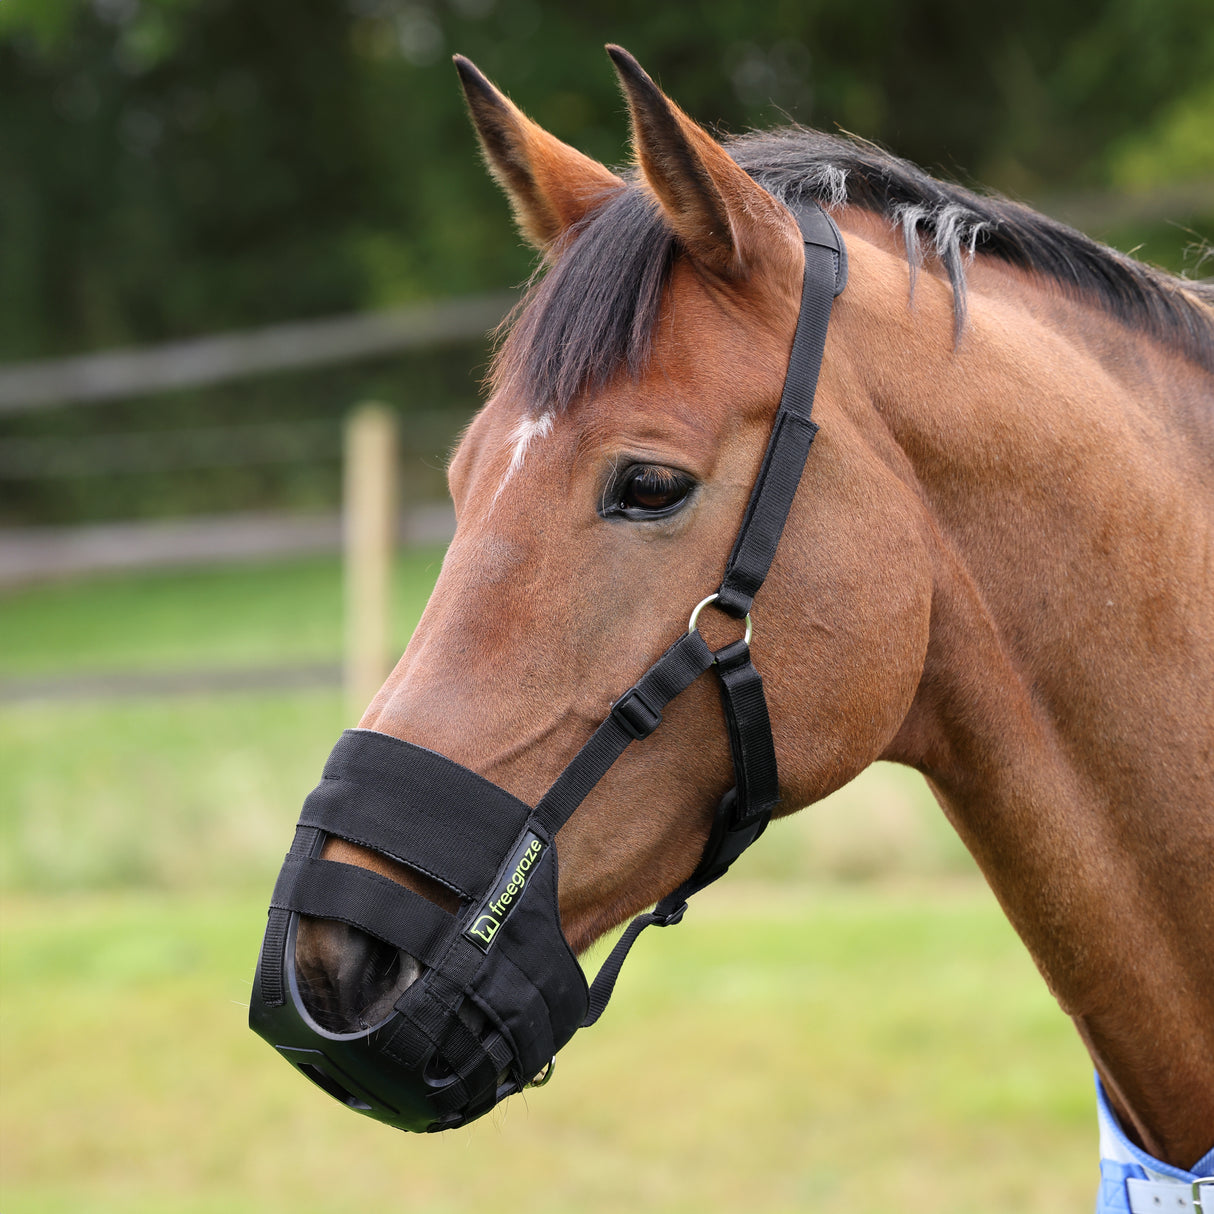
492,409 -> 554,506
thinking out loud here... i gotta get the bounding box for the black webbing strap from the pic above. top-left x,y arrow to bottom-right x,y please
532,629 -> 715,837
581,637 -> 776,1027
715,211 -> 845,619
583,905 -> 677,1025
298,731 -> 533,902
270,854 -> 456,970
257,824 -> 321,1008
713,638 -> 779,822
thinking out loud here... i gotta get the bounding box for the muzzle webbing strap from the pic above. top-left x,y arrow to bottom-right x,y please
297,733 -> 534,900
270,853 -> 456,969
256,824 -> 321,1009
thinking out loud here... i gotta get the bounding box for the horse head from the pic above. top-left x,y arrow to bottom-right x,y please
253,44 -> 1214,1181
290,48 -> 931,1032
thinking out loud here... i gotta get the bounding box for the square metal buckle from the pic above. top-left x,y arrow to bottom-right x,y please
1195,1180 -> 1212,1214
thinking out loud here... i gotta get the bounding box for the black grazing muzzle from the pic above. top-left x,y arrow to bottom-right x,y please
249,201 -> 847,1133
250,732 -> 588,1131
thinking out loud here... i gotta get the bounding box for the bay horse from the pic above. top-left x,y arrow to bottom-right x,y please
271,46 -> 1213,1207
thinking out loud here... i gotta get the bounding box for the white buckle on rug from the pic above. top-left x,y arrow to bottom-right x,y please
1126,1177 -> 1214,1213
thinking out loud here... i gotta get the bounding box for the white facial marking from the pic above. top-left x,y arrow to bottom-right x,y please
493,410 -> 554,506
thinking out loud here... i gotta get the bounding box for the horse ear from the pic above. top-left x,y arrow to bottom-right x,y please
607,45 -> 788,278
454,55 -> 623,253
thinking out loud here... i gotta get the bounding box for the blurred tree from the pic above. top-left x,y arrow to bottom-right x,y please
2,0 -> 1210,363
0,0 -> 1209,526
0,0 -> 371,359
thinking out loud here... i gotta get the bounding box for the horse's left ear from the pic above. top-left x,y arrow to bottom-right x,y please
607,45 -> 793,279
455,55 -> 624,253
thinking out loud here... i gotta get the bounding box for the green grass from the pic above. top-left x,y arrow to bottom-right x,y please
0,883 -> 1095,1214
0,688 -> 346,890
0,553 -> 424,891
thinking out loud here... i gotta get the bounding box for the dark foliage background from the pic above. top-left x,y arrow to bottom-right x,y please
2,0 -> 1211,523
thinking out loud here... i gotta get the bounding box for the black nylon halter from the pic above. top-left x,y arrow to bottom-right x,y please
250,199 -> 847,1131
548,201 -> 848,1021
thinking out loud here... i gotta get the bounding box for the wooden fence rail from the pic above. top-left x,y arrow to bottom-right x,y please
0,292 -> 514,413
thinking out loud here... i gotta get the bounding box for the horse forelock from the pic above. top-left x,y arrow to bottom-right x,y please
489,128 -> 1214,418
490,180 -> 676,418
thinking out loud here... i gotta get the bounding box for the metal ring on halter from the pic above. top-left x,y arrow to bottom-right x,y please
688,593 -> 753,646
527,1057 -> 556,1088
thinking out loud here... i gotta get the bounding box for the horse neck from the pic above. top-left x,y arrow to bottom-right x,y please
836,219 -> 1214,1167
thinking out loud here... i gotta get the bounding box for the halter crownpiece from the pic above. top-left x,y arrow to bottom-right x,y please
248,200 -> 848,1132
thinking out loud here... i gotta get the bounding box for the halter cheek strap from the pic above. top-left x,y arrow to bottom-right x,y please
716,203 -> 847,617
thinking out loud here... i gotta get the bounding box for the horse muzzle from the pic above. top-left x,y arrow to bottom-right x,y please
249,729 -> 589,1132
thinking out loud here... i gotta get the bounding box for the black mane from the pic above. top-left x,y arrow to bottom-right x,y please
492,128 -> 1214,412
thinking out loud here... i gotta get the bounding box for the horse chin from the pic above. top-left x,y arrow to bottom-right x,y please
293,917 -> 420,1034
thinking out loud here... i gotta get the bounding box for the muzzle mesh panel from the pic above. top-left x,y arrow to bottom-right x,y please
467,837 -> 588,1075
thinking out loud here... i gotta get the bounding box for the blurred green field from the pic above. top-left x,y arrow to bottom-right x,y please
0,556 -> 1093,1214
1,884 -> 1094,1214
0,551 -> 447,677
0,554 -> 442,891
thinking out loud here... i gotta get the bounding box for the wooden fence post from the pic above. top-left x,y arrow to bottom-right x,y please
344,403 -> 398,720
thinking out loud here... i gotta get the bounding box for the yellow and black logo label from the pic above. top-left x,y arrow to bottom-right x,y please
465,831 -> 546,952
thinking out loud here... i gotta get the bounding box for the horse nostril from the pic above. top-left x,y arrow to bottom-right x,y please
293,917 -> 421,1033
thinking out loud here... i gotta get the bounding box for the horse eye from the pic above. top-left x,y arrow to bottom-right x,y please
606,465 -> 695,519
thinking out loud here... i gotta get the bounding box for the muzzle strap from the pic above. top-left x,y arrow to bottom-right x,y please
270,853 -> 455,970
298,730 -> 533,901
256,824 -> 321,1009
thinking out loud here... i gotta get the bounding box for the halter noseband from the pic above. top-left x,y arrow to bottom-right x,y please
249,201 -> 848,1132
